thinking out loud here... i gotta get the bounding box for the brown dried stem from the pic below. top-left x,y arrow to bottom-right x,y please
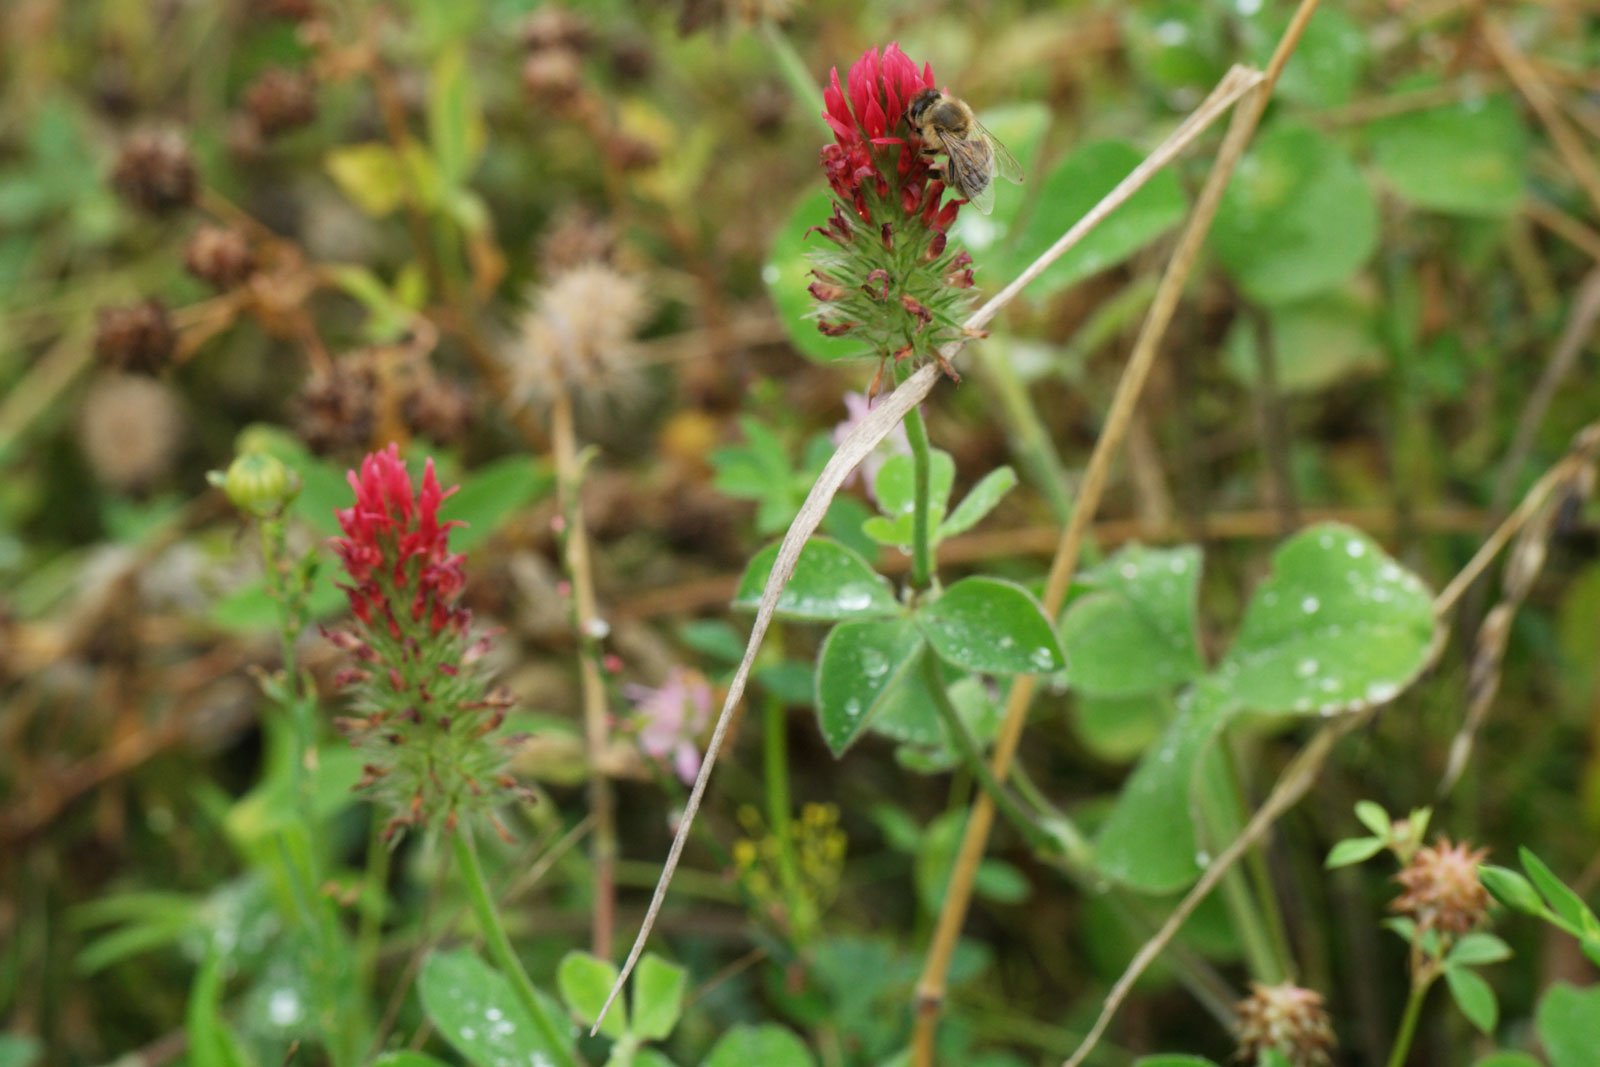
550,386 -> 619,959
1484,19 -> 1600,219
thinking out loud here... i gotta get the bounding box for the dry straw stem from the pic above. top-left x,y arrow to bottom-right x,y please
1059,425 -> 1600,1066
1484,18 -> 1600,219
1489,267 -> 1600,515
1525,198 -> 1600,263
913,1 -> 1324,1054
1440,421 -> 1600,793
593,62 -> 1267,1029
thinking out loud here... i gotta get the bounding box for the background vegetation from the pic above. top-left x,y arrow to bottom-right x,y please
2,1 -> 1599,1065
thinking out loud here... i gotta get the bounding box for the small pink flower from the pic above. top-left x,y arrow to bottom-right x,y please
832,391 -> 911,501
625,668 -> 713,784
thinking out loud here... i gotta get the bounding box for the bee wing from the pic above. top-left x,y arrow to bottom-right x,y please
972,118 -> 1025,185
938,130 -> 997,215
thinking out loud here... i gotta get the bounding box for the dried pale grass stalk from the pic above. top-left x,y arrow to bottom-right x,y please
1441,421 -> 1600,792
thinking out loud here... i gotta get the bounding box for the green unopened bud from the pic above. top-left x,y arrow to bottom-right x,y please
209,451 -> 298,517
1478,864 -> 1545,916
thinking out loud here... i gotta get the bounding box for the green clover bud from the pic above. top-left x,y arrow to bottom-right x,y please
209,450 -> 299,518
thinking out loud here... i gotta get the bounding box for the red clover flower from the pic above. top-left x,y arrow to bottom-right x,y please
327,445 -> 527,840
809,44 -> 977,382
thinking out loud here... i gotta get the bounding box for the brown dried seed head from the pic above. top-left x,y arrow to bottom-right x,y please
537,209 -> 617,274
95,299 -> 177,375
183,226 -> 257,290
521,5 -> 592,53
244,66 -> 318,137
111,130 -> 198,215
294,354 -> 377,455
521,48 -> 585,106
259,0 -> 318,20
1234,982 -> 1336,1067
608,33 -> 654,82
402,379 -> 474,447
1393,837 -> 1492,934
746,83 -> 789,136
606,131 -> 659,172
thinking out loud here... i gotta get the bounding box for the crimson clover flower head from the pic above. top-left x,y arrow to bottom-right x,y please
328,444 -> 527,840
810,44 -> 975,376
333,443 -> 469,638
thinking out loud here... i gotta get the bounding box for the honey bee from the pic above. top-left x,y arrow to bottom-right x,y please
907,88 -> 1023,215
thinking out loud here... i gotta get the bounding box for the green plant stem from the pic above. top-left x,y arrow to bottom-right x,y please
921,654 -> 1050,851
904,401 -> 935,590
356,816 -> 390,995
1196,749 -> 1285,984
759,21 -> 827,133
259,516 -> 312,781
764,695 -> 810,943
974,339 -> 1073,523
451,831 -> 578,1067
1386,974 -> 1435,1067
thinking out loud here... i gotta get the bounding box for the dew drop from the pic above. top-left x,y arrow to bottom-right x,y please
860,647 -> 890,679
836,587 -> 873,612
267,989 -> 303,1027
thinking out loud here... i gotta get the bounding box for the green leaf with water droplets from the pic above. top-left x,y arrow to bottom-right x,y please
421,950 -> 571,1066
998,140 -> 1187,294
1210,523 -> 1436,716
864,451 -> 955,548
1368,94 -> 1528,218
733,537 -> 900,622
1092,683 -> 1236,893
815,618 -> 924,756
1060,544 -> 1205,697
1212,123 -> 1377,304
917,577 -> 1065,676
